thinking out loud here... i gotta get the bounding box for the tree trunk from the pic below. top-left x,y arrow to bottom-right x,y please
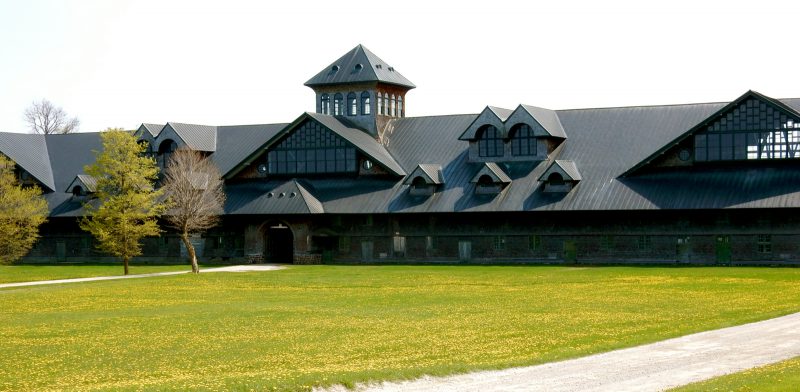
123,257 -> 129,275
181,233 -> 199,273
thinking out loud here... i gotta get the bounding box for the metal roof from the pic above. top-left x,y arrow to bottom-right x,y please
519,104 -> 567,138
304,44 -> 416,89
0,132 -> 54,191
470,162 -> 512,184
65,174 -> 97,193
213,123 -> 287,177
226,179 -> 323,215
141,123 -> 164,137
404,164 -> 444,185
162,122 -> 217,152
539,160 -> 582,182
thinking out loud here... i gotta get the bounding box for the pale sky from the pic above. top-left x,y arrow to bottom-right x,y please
1,0 -> 799,133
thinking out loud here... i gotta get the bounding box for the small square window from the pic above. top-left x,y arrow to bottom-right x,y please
493,236 -> 506,251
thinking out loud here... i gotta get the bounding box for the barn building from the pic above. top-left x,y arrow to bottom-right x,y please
5,44 -> 800,265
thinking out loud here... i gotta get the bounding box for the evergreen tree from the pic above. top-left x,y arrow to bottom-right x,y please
80,129 -> 166,275
0,156 -> 48,264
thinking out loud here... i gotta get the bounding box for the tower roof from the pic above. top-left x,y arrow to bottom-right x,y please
305,44 -> 416,89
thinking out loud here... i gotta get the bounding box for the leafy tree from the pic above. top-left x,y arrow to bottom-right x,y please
0,156 -> 48,264
24,99 -> 80,134
80,129 -> 166,275
162,148 -> 225,273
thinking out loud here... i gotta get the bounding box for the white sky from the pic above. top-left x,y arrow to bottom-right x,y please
1,0 -> 799,133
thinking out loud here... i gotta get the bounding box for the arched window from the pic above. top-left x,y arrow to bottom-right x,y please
157,139 -> 178,168
333,93 -> 343,115
398,96 -> 404,117
477,125 -> 504,157
347,92 -> 357,116
548,172 -> 565,186
72,185 -> 84,197
377,92 -> 383,115
384,94 -> 390,116
390,94 -> 396,117
361,91 -> 371,115
510,124 -> 537,156
320,94 -> 330,115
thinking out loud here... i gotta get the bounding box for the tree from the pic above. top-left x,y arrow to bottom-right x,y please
80,129 -> 166,275
24,99 -> 80,134
162,148 -> 225,273
0,156 -> 48,264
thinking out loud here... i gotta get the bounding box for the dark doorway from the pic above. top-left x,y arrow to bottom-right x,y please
265,224 -> 293,263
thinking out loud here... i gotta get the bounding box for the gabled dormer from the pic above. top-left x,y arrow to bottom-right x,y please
65,174 -> 97,198
460,104 -> 565,163
403,164 -> 444,196
539,160 -> 581,193
470,162 -> 511,195
624,91 -> 800,176
305,44 -> 415,141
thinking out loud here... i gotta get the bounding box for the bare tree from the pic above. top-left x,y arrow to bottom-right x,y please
162,148 -> 226,273
24,99 -> 80,134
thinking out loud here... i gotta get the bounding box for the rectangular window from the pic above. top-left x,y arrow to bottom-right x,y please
338,236 -> 350,253
637,235 -> 652,251
426,236 -> 437,251
493,235 -> 506,251
757,234 -> 772,254
529,235 -> 541,251
393,236 -> 406,257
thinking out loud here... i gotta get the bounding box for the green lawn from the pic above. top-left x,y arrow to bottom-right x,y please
3,265 -> 800,391
0,264 -> 193,284
673,356 -> 800,391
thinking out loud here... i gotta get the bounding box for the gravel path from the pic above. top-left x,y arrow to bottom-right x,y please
0,265 -> 284,289
320,311 -> 800,392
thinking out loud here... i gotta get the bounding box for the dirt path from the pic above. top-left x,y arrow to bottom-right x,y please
320,311 -> 800,392
0,265 -> 284,289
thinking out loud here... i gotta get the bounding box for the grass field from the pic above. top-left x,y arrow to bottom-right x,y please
0,264 -> 193,284
673,356 -> 800,391
3,265 -> 800,391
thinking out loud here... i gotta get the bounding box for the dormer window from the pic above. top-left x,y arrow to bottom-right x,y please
72,185 -> 84,197
65,174 -> 97,198
404,164 -> 444,196
470,162 -> 511,195
540,160 -> 581,193
477,125 -> 503,157
157,139 -> 177,168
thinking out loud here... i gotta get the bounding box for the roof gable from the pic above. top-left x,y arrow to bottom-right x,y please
227,179 -> 323,214
158,122 -> 217,152
139,123 -> 164,138
470,162 -> 512,184
305,44 -> 415,89
539,160 -> 582,182
403,164 -> 444,185
505,104 -> 567,138
0,132 -> 55,192
459,106 -> 511,140
65,174 -> 97,193
623,90 -> 800,176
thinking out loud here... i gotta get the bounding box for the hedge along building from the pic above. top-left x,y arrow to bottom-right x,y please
5,44 -> 800,264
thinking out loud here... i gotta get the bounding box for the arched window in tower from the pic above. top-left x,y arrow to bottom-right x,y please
347,92 -> 357,116
320,94 -> 330,115
510,124 -> 537,156
377,92 -> 383,115
361,91 -> 371,115
398,96 -> 404,117
383,94 -> 390,116
477,125 -> 504,158
333,93 -> 343,115
390,94 -> 396,117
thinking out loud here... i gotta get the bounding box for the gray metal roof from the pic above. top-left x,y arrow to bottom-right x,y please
519,104 -> 567,138
304,44 -> 416,89
0,132 -> 54,191
141,123 -> 164,137
404,164 -> 444,185
226,179 -> 323,215
488,106 -> 513,122
163,122 -> 217,152
470,162 -> 512,184
213,123 -> 287,177
540,160 -> 582,181
65,174 -> 97,193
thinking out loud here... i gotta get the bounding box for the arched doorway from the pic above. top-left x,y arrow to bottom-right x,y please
264,223 -> 294,263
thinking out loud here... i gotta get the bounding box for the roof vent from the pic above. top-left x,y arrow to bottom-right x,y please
375,64 -> 382,69
267,192 -> 274,198
331,65 -> 340,72
290,192 -> 297,198
388,67 -> 394,72
354,63 -> 363,71
279,192 -> 286,198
